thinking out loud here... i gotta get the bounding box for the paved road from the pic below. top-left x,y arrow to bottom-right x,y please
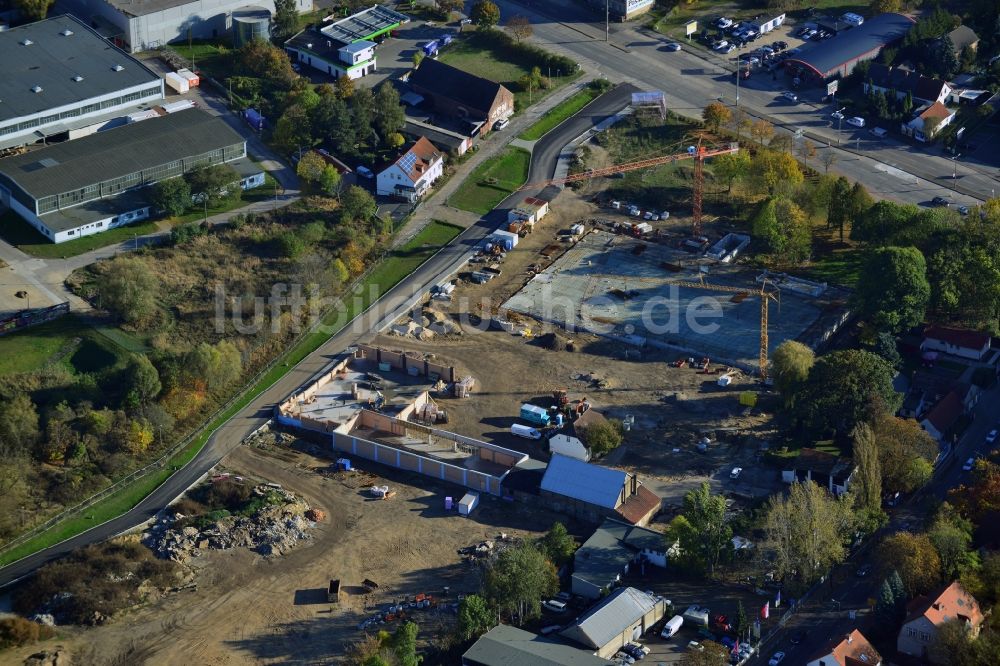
495,0 -> 993,208
0,85 -> 637,588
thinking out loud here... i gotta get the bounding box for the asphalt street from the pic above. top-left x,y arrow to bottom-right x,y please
0,84 -> 637,588
495,0 -> 994,208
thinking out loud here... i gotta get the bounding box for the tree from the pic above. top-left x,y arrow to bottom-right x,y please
853,246 -> 930,333
769,198 -> 811,262
821,149 -> 837,174
851,200 -> 921,246
668,482 -> 731,575
437,0 -> 465,16
875,570 -> 907,625
798,139 -> 816,170
763,481 -> 854,586
771,340 -> 815,404
949,460 -> 1000,523
847,182 -> 874,229
13,0 -> 54,21
99,257 -> 160,327
150,177 -> 191,217
126,356 -> 162,406
332,258 -> 350,284
852,423 -> 882,519
0,393 -> 40,455
681,640 -> 729,666
272,0 -> 298,42
878,532 -> 942,595
734,600 -> 748,640
457,594 -> 495,641
296,151 -> 327,189
184,164 -> 241,208
702,102 -> 732,133
335,74 -> 355,100
794,350 -> 901,437
505,15 -> 532,42
750,149 -> 802,195
387,132 -> 406,150
750,118 -> 774,145
185,341 -> 242,391
237,39 -> 296,86
351,88 -> 375,144
537,522 -> 577,566
869,0 -> 901,13
827,177 -> 853,242
928,508 -> 977,579
412,50 -> 425,68
273,104 -> 315,156
340,186 -> 377,224
931,36 -> 959,80
373,85 -> 406,145
871,411 -> 937,494
581,419 -> 623,456
121,418 -> 154,455
320,165 -> 342,195
482,543 -> 558,622
471,0 -> 500,28
871,331 -> 902,368
712,151 -> 750,193
389,621 -> 419,666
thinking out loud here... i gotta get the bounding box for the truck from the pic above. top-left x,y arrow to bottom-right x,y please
422,40 -> 440,57
511,423 -> 542,440
520,403 -> 551,426
682,605 -> 710,627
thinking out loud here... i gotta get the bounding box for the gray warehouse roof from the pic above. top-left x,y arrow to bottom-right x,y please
574,519 -> 665,587
0,108 -> 244,199
463,625 -> 611,666
321,4 -> 409,43
541,455 -> 626,509
561,588 -> 662,649
0,15 -> 160,123
785,13 -> 915,77
106,0 -> 216,18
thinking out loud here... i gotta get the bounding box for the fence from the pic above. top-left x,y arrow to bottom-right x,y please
0,302 -> 70,337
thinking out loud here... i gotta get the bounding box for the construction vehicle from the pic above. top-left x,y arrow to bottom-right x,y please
553,389 -> 569,406
519,138 -> 739,236
666,276 -> 779,380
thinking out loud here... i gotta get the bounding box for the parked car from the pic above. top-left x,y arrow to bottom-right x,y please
730,467 -> 743,479
616,652 -> 636,665
846,116 -> 865,128
542,600 -> 567,613
781,91 -> 798,102
842,12 -> 864,26
831,110 -> 845,120
963,457 -> 976,471
493,118 -> 509,130
789,630 -> 806,645
688,641 -> 705,652
958,205 -> 970,215
555,591 -> 572,602
987,429 -> 998,444
803,29 -> 818,39
716,17 -> 733,28
666,42 -> 682,51
769,652 -> 786,666
714,40 -> 730,50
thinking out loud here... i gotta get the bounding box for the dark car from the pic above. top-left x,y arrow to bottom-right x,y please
856,564 -> 873,577
931,196 -> 950,207
789,630 -> 806,645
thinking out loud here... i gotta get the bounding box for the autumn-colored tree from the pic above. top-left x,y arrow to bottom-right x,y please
341,241 -> 367,275
335,74 -> 355,100
471,0 -> 500,28
161,386 -> 207,422
702,102 -> 732,133
750,149 -> 803,195
870,410 -> 937,494
878,532 -> 942,596
14,0 -> 55,21
949,459 -> 1000,521
121,419 -> 155,455
505,15 -> 532,42
750,118 -> 774,145
296,151 -> 327,188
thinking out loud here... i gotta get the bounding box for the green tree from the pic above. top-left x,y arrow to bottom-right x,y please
351,88 -> 375,144
537,522 -> 577,566
126,356 -> 162,406
870,0 -> 901,13
13,0 -> 54,21
272,0 -> 298,42
794,350 -> 900,437
872,411 -> 936,494
373,85 -> 406,145
871,331 -> 902,368
712,151 -> 750,193
702,102 -> 732,133
931,36 -> 959,79
389,621 -> 420,666
185,341 -> 243,391
332,258 -> 350,284
412,50 -> 425,68
340,186 -> 377,224
854,246 -> 930,333
150,177 -> 191,217
928,506 -> 978,579
98,257 -> 160,327
770,340 -> 815,405
669,482 -> 731,575
764,481 -> 855,586
878,532 -> 942,596
184,164 -> 241,208
296,151 -> 327,188
0,393 -> 40,455
826,176 -> 853,242
273,104 -> 315,156
457,594 -> 495,641
852,423 -> 883,520
875,575 -> 905,625
471,0 -> 500,28
734,600 -> 748,640
320,165 -> 342,195
851,200 -> 920,246
581,419 -> 623,457
482,543 -> 558,622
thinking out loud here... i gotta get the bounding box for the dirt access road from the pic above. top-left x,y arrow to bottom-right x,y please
7,443 -> 558,665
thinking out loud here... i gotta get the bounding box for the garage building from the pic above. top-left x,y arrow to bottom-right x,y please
784,13 -> 915,81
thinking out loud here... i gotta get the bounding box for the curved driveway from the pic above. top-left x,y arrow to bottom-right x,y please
0,84 -> 638,588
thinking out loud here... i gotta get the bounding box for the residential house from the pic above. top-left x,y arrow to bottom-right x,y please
462,625 -> 612,666
920,390 -> 964,446
865,63 -> 952,105
806,629 -> 881,666
945,25 -> 979,55
376,137 -> 443,202
782,448 -> 855,496
561,587 -> 668,659
902,101 -> 956,142
572,519 -> 667,599
408,59 -> 514,138
921,325 -> 992,361
897,581 -> 984,662
549,433 -> 590,462
539,455 -> 661,526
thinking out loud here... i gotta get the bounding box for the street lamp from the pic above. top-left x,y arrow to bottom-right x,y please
951,154 -> 961,180
835,107 -> 845,145
605,0 -> 609,42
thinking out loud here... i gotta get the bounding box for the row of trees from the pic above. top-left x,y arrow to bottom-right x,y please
150,164 -> 243,219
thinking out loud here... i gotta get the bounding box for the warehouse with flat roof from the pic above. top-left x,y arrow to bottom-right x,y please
784,13 -> 915,80
0,14 -> 164,150
0,108 -> 263,243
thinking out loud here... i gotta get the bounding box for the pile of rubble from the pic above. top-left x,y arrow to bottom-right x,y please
390,307 -> 461,339
143,486 -> 318,562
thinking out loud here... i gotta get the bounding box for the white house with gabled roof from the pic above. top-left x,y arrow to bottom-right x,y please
376,136 -> 443,202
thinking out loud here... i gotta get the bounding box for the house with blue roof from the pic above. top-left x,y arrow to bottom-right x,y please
538,455 -> 660,526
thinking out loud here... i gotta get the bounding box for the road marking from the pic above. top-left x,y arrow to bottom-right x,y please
875,162 -> 919,184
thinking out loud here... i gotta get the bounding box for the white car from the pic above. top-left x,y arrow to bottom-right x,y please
986,429 -> 998,444
494,118 -> 510,130
716,17 -> 733,29
730,467 -> 743,479
782,91 -> 798,102
666,42 -> 682,52
721,44 -> 736,54
542,600 -> 567,613
713,40 -> 730,51
831,110 -> 845,120
846,116 -> 865,128
963,457 -> 976,471
769,652 -> 786,666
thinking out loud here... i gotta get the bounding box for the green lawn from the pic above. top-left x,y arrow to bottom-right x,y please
0,220 -> 465,567
519,87 -> 601,141
448,147 -> 531,215
167,41 -> 231,81
801,249 -> 865,287
0,315 -> 130,377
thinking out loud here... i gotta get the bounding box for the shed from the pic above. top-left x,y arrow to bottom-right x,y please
549,433 -> 590,462
560,587 -> 667,658
458,491 -> 480,516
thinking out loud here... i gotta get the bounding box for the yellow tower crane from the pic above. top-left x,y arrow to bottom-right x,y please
667,276 -> 779,380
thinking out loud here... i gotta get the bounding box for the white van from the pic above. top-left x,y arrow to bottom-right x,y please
661,615 -> 684,638
511,423 -> 542,440
542,599 -> 567,613
842,12 -> 864,26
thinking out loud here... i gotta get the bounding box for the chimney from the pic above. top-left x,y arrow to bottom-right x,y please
846,633 -> 853,643
933,602 -> 942,611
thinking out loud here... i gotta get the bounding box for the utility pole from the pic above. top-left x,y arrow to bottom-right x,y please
605,0 -> 609,42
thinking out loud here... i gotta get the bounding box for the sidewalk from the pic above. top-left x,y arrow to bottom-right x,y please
390,76 -> 594,246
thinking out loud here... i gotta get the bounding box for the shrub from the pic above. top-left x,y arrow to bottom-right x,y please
589,78 -> 613,93
0,617 -> 54,649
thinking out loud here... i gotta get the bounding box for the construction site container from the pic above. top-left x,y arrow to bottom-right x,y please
128,109 -> 161,123
458,492 -> 479,515
445,496 -> 453,510
328,579 -> 342,602
161,99 -> 195,114
520,403 -> 550,426
176,68 -> 200,87
164,72 -> 189,93
511,423 -> 542,440
570,223 -> 585,236
423,40 -> 439,56
682,606 -> 709,627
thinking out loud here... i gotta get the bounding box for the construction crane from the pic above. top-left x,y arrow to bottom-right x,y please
519,140 -> 740,236
666,276 -> 779,380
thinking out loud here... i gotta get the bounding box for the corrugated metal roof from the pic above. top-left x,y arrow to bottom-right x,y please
0,108 -> 244,200
463,625 -> 611,666
541,455 -> 626,509
561,588 -> 661,649
784,13 -> 914,77
573,520 -> 665,590
0,15 -> 160,123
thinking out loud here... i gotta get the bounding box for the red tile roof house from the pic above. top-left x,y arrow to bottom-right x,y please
919,390 -> 964,443
921,325 -> 992,361
806,629 -> 881,666
407,58 -> 514,138
897,581 -> 984,662
375,136 -> 443,202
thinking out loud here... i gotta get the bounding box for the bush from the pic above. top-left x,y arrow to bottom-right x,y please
472,28 -> 577,76
170,222 -> 208,245
192,479 -> 253,511
589,78 -> 613,93
0,617 -> 54,649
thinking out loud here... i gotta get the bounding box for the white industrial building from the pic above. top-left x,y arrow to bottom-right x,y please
58,0 -> 311,52
0,15 -> 164,150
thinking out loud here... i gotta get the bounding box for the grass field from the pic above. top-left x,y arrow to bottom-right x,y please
519,87 -> 600,141
0,315 -> 129,377
448,148 -> 531,215
801,245 -> 865,287
0,220 -> 465,567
